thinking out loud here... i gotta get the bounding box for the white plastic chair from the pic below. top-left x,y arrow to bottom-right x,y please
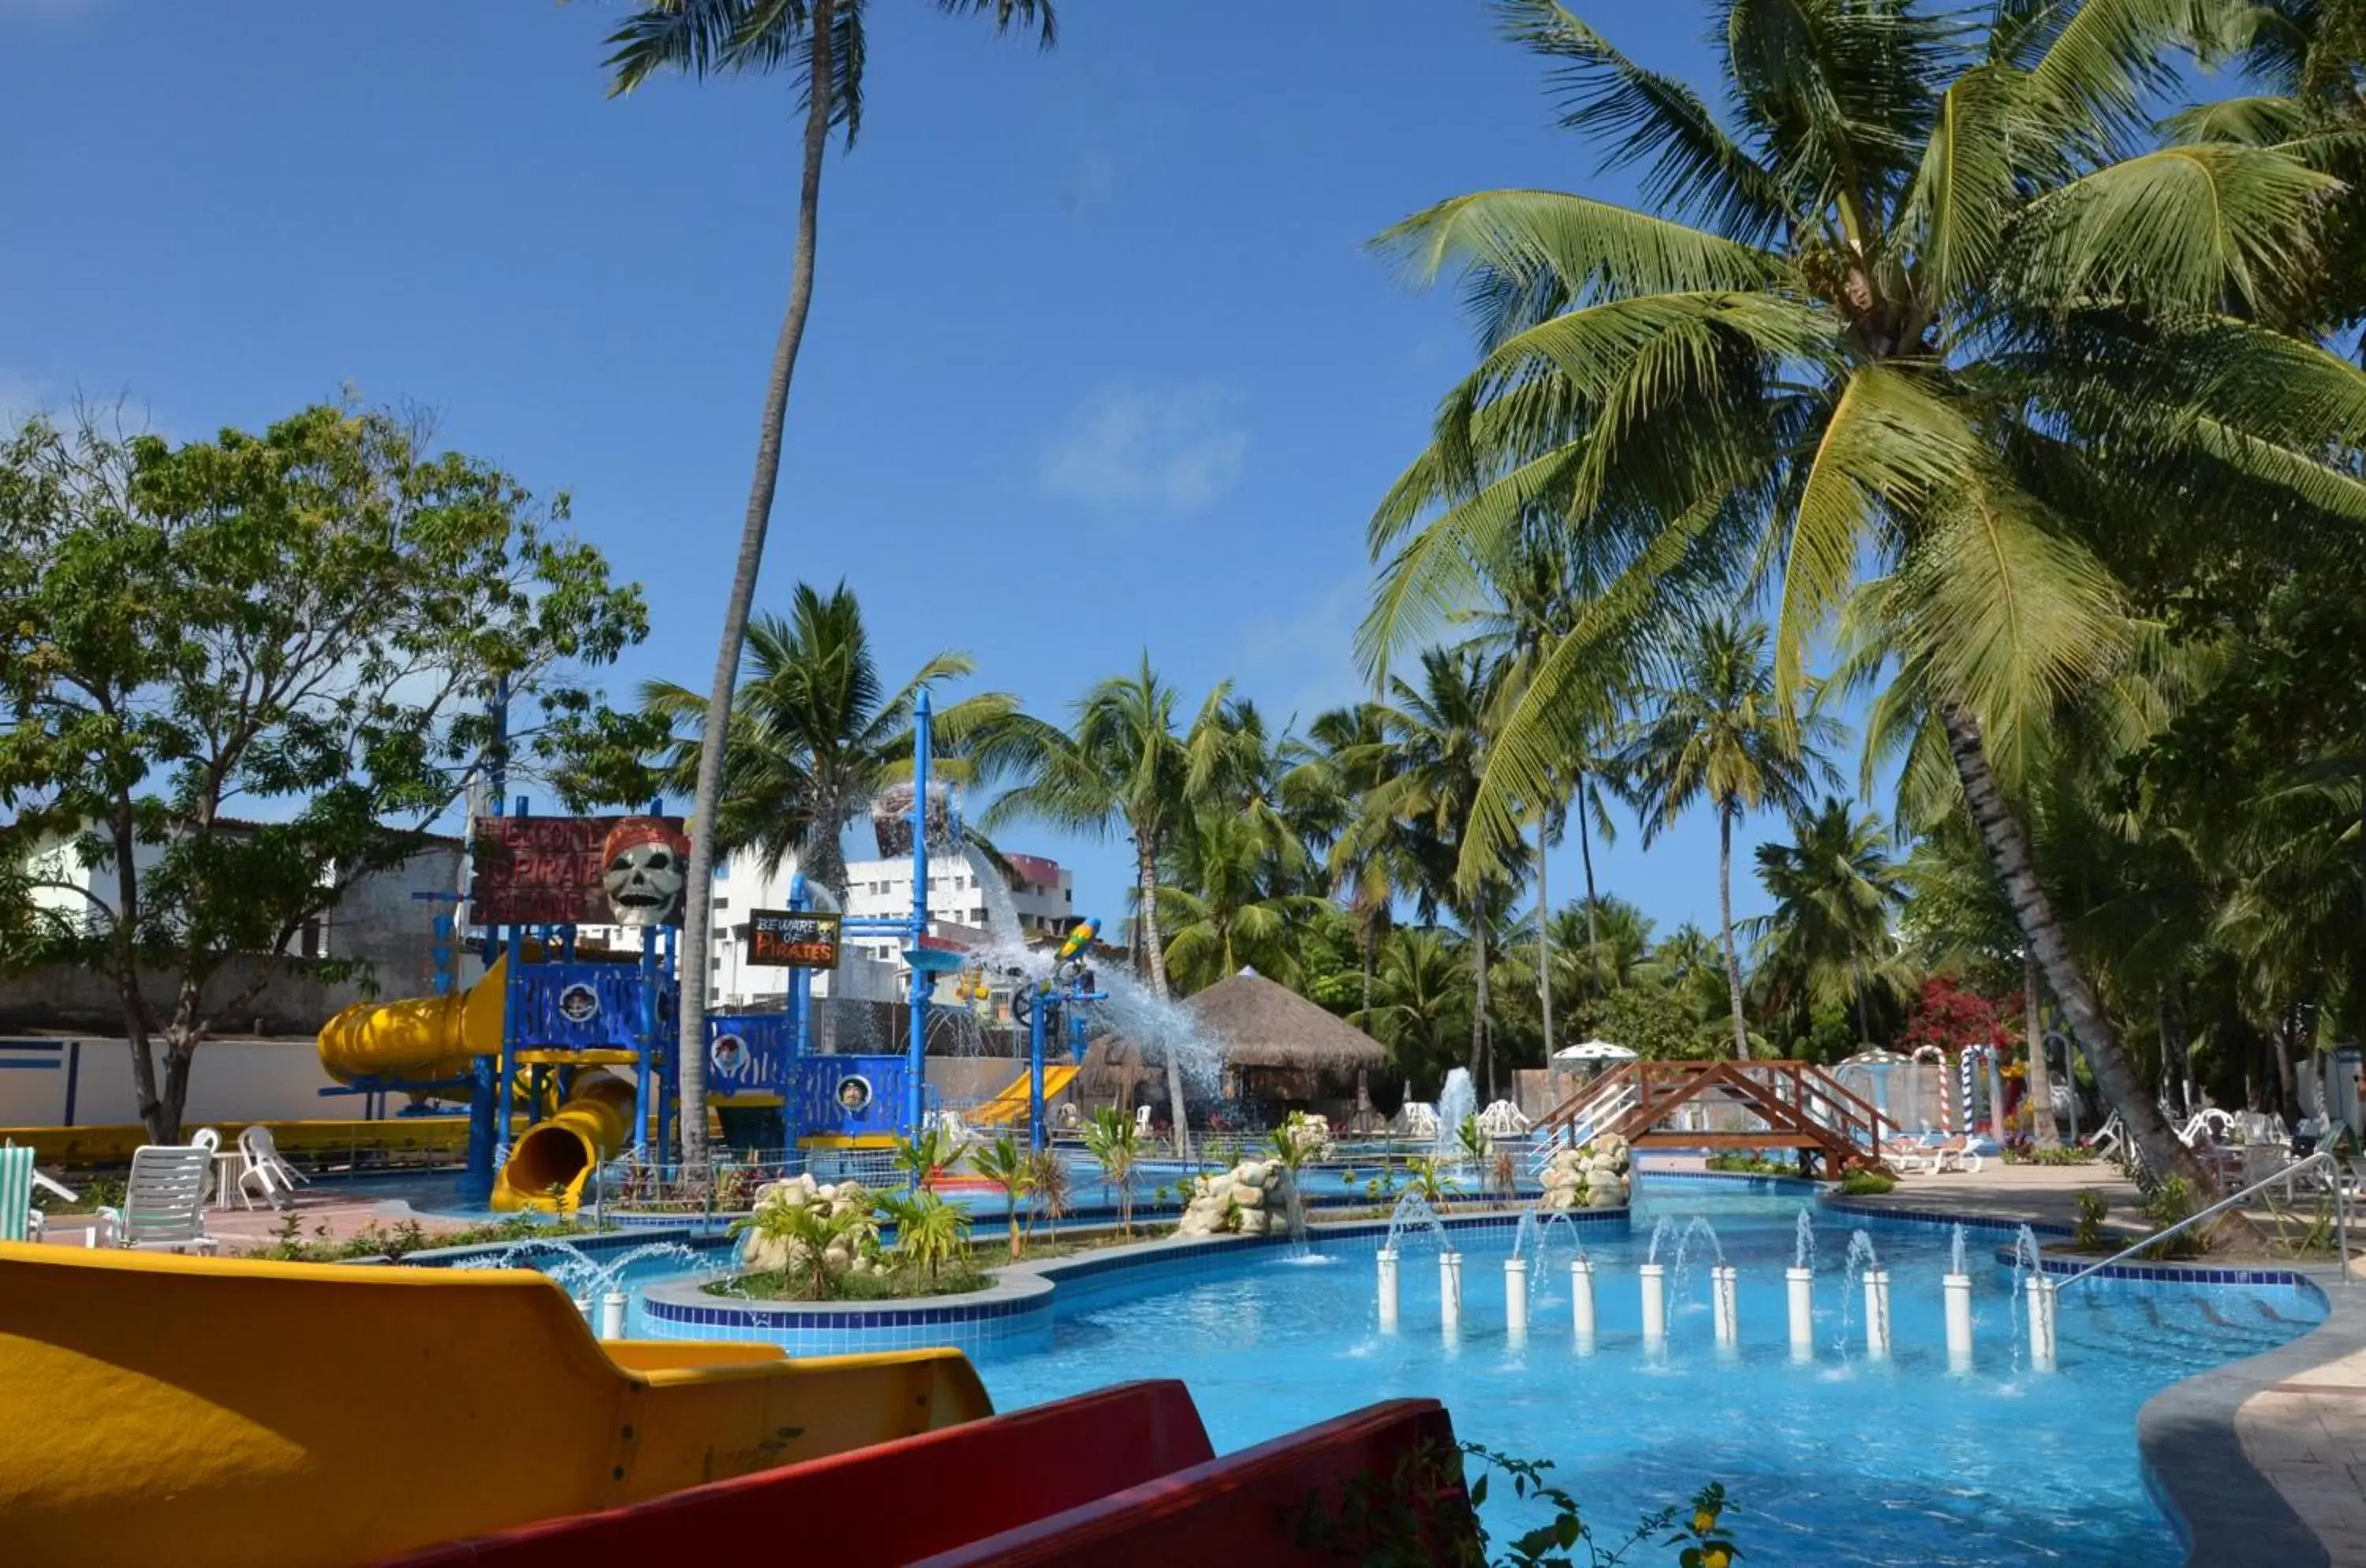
237,1125 -> 306,1208
1133,1103 -> 1153,1136
92,1144 -> 218,1253
1478,1099 -> 1531,1138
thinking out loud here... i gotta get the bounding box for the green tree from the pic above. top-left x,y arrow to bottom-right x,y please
633,581 -> 1031,902
0,406 -> 646,1141
1338,649 -> 1529,1096
874,1188 -> 969,1282
985,659 -> 1248,1158
1620,619 -> 1838,1058
1290,703 -> 1420,1036
966,1133 -> 1033,1259
1363,0 -> 2366,1185
599,0 -> 1055,1165
1748,797 -> 1911,1049
1364,927 -> 1475,1092
1080,1105 -> 1144,1237
1157,812 -> 1327,992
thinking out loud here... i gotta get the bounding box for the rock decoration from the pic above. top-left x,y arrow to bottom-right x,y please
1539,1133 -> 1630,1211
741,1174 -> 883,1277
1176,1156 -> 1300,1238
1274,1114 -> 1334,1164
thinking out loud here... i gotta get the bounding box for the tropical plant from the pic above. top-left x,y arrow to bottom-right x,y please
735,1193 -> 873,1301
1156,811 -> 1327,991
1024,1147 -> 1070,1245
1404,1155 -> 1457,1206
1080,1105 -> 1144,1236
1293,703 -> 1422,1033
1336,648 -> 1530,1096
986,659 -> 1254,1157
1363,0 -> 2366,1186
634,582 -> 1033,900
599,0 -> 1056,1165
892,1125 -> 958,1190
1364,928 -> 1475,1087
1455,1113 -> 1490,1168
1748,796 -> 1912,1047
874,1188 -> 970,1282
1621,619 -> 1841,1058
967,1133 -> 1033,1260
1267,1110 -> 1326,1240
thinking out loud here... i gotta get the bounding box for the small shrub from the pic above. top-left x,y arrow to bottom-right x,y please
2004,1144 -> 2099,1167
1840,1168 -> 1897,1196
2142,1175 -> 2207,1260
2073,1190 -> 2108,1251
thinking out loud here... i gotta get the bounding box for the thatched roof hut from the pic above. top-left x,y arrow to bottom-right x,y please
1079,969 -> 1389,1127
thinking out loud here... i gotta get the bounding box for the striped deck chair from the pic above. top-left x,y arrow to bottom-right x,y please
0,1144 -> 73,1243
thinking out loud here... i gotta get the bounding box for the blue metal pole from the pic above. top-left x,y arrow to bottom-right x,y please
62,1040 -> 80,1127
1029,989 -> 1047,1152
905,691 -> 932,1142
789,874 -> 813,1059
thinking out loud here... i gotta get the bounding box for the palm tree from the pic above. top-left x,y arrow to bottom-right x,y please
966,1133 -> 1033,1260
1363,0 -> 2366,1182
985,659 -> 1245,1157
1621,619 -> 1838,1058
1748,797 -> 1910,1046
1364,927 -> 1475,1092
1338,649 -> 1530,1096
1157,813 -> 1328,992
1551,894 -> 1655,998
638,581 -> 1030,902
601,0 -> 1055,1165
1290,704 -> 1418,1036
1079,1107 -> 1143,1236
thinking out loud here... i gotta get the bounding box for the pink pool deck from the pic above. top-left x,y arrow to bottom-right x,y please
35,1189 -> 477,1252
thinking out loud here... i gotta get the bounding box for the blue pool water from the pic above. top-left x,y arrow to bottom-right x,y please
585,1177 -> 2319,1565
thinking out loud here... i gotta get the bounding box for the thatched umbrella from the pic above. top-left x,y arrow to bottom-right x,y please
1080,969 -> 1390,1129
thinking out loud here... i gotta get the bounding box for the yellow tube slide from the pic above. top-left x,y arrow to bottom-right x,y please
317,956 -> 508,1085
494,1066 -> 636,1213
0,1241 -> 992,1568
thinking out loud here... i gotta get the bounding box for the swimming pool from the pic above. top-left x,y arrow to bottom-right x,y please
601,1177 -> 2321,1565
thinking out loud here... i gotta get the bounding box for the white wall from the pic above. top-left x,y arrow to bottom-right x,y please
0,1036 -> 346,1128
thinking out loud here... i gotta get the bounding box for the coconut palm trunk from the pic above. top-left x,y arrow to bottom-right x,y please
1577,774 -> 1601,999
1717,805 -> 1750,1060
1536,808 -> 1553,1081
1137,836 -> 1192,1159
2024,958 -> 2060,1150
1942,706 -> 2208,1188
676,1 -> 838,1167
1468,911 -> 1491,1092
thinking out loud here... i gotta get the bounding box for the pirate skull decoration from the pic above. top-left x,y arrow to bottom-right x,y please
600,817 -> 689,927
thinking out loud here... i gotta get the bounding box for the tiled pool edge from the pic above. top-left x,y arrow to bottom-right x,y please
2138,1261 -> 2350,1568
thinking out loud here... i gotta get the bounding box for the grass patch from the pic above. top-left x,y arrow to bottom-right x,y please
1704,1152 -> 1801,1177
1839,1168 -> 1898,1196
2002,1144 -> 2099,1166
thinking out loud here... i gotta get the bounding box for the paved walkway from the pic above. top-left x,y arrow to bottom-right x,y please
37,1189 -> 475,1253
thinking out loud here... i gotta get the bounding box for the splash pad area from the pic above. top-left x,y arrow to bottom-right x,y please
592,1173 -> 2323,1566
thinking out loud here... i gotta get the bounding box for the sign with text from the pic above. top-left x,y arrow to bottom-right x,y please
748,908 -> 842,969
469,815 -> 690,928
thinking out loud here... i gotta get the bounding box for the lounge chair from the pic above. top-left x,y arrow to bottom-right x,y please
1926,1135 -> 1983,1174
237,1125 -> 305,1208
1,1145 -> 74,1243
91,1144 -> 218,1253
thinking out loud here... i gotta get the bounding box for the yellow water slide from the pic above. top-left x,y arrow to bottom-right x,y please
0,1241 -> 992,1568
968,1064 -> 1080,1127
316,958 -> 637,1213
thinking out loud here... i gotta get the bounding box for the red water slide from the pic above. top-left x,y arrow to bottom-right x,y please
378,1379 -> 1476,1567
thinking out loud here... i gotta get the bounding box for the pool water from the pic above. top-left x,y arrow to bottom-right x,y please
984,1182 -> 2316,1565
563,1176 -> 2316,1565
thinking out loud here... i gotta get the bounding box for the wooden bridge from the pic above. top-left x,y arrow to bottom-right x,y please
1539,1059 -> 1892,1176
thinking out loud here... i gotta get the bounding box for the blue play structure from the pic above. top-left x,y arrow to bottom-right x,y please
323,689 -> 1103,1200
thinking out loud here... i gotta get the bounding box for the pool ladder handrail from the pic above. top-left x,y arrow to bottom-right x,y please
2048,1147 -> 2351,1299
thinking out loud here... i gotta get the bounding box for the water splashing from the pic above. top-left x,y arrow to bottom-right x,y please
1950,1223 -> 1969,1277
1835,1230 -> 1880,1356
453,1238 -> 703,1302
1646,1215 -> 1675,1266
1435,1069 -> 1476,1157
1793,1208 -> 1817,1272
2008,1224 -> 2044,1369
1510,1208 -> 1589,1309
1383,1191 -> 1451,1256
1670,1216 -> 1724,1319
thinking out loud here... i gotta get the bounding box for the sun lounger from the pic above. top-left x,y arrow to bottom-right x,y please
92,1144 -> 218,1253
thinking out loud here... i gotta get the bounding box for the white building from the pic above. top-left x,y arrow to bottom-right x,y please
641,846 -> 1071,1011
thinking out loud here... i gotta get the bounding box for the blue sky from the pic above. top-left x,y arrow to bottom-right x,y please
1,0 -> 1843,943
